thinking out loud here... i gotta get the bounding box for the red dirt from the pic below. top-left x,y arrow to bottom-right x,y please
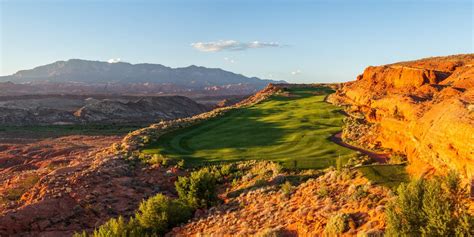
0,135 -> 185,236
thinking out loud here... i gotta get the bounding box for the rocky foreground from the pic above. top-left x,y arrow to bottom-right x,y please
1,54 -> 473,236
169,168 -> 389,236
0,135 -> 185,236
329,54 -> 474,182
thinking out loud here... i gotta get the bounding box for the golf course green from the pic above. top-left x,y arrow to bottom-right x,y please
142,87 -> 357,169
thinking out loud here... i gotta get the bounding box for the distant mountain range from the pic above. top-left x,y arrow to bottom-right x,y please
0,59 -> 285,96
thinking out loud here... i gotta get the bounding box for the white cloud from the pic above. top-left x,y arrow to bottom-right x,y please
191,40 -> 282,52
107,58 -> 121,63
291,69 -> 302,76
224,57 -> 235,63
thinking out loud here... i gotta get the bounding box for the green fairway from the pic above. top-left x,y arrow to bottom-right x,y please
142,87 -> 357,169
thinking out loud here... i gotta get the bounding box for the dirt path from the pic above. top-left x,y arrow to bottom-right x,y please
330,132 -> 389,164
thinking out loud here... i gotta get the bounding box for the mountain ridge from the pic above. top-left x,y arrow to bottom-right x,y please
1,59 -> 283,86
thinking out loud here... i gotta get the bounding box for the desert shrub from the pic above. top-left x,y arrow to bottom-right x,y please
175,167 -> 218,209
145,154 -> 171,166
250,161 -> 282,179
385,171 -> 473,237
219,163 -> 236,177
93,216 -> 146,237
316,185 -> 329,198
176,159 -> 185,169
323,213 -> 349,236
135,194 -> 192,234
351,184 -> 369,201
280,181 -> 294,197
73,216 -> 147,237
75,194 -> 192,237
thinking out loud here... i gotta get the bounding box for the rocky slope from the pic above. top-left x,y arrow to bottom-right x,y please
169,168 -> 389,236
74,96 -> 208,124
0,135 -> 185,236
329,54 -> 474,182
0,96 -> 208,125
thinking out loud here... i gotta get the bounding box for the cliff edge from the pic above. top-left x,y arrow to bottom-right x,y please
329,54 -> 474,181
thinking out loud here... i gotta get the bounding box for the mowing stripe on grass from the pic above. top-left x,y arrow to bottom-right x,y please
142,87 -> 358,169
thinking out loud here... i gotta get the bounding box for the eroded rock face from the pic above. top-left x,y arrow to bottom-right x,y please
74,96 -> 208,124
330,54 -> 474,181
0,96 -> 209,125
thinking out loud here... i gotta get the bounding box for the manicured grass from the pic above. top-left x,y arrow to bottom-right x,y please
142,87 -> 358,169
356,164 -> 408,189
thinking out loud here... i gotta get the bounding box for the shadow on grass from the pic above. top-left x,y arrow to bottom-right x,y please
146,105 -> 292,155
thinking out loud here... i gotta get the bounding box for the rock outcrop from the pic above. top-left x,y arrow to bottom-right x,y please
74,96 -> 208,124
0,96 -> 208,125
329,54 -> 474,181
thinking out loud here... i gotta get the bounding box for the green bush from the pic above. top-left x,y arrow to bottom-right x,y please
84,216 -> 146,237
323,213 -> 349,236
135,194 -> 192,234
75,194 -> 191,237
175,167 -> 218,209
385,171 -> 474,236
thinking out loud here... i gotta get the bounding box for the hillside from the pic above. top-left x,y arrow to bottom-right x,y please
1,56 -> 473,236
0,96 -> 208,125
328,54 -> 474,182
0,59 -> 285,95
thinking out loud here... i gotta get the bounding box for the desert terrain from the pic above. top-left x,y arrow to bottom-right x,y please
0,55 -> 473,236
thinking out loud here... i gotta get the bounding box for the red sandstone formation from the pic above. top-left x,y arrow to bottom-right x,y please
329,54 -> 474,181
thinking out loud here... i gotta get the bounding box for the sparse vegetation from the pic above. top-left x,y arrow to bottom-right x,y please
316,184 -> 329,198
351,184 -> 369,201
3,174 -> 39,201
341,116 -> 374,148
74,194 -> 192,237
323,213 -> 349,236
385,171 -> 474,236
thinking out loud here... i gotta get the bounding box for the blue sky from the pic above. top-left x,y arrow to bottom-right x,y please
1,0 -> 472,83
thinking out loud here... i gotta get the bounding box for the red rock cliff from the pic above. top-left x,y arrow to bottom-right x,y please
330,54 -> 474,181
